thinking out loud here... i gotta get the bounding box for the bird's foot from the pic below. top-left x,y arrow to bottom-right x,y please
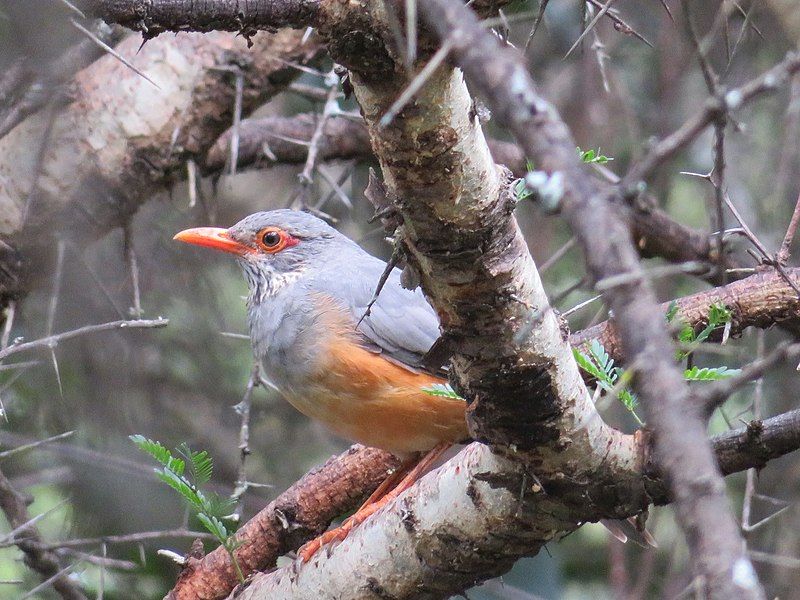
298,501 -> 383,563
297,442 -> 451,564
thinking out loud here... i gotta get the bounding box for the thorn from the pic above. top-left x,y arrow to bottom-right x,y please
157,549 -> 187,565
71,19 -> 161,89
57,0 -> 86,18
49,347 -> 64,400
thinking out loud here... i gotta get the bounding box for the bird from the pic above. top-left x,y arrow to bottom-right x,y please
174,209 -> 470,560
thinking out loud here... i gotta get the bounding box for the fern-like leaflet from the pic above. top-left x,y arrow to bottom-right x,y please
130,435 -> 244,582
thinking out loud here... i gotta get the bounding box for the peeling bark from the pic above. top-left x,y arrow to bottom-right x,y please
0,28 -> 321,254
419,1 -> 762,598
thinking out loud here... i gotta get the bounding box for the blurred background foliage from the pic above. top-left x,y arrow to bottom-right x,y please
1,0 -> 799,598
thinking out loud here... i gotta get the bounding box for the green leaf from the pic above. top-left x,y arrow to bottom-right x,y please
513,178 -> 534,202
684,366 -> 741,381
574,342 -> 643,424
588,339 -> 615,379
695,302 -> 732,345
665,300 -> 680,323
130,434 -> 185,476
156,468 -> 206,512
421,383 -> 464,400
191,450 -> 213,486
176,443 -> 213,486
130,434 -> 172,466
577,146 -> 613,164
572,347 -> 607,383
708,302 -> 732,327
205,494 -> 237,520
197,512 -> 228,543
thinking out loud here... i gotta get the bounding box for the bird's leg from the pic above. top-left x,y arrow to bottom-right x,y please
298,442 -> 451,563
357,455 -> 419,512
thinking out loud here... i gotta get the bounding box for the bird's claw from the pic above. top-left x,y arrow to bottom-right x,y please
297,517 -> 357,563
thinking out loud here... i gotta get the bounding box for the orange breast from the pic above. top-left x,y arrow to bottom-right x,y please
275,293 -> 468,456
283,339 -> 468,456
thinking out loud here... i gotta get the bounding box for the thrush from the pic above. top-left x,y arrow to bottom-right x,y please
175,209 -> 469,560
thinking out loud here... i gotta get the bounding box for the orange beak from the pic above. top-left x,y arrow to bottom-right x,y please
173,227 -> 253,255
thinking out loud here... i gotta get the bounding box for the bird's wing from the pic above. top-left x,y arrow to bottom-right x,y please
307,251 -> 442,372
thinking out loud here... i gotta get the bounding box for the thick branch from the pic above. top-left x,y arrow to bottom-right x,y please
712,410 -> 800,476
0,28 -> 322,298
205,114 -> 373,171
77,0 -> 320,36
420,1 -> 760,598
234,408 -> 800,599
168,446 -> 399,600
572,267 -> 800,362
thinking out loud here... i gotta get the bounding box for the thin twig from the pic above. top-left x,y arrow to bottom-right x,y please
0,465 -> 86,600
232,365 -> 260,511
34,529 -> 216,551
777,191 -> 800,266
539,237 -> 576,274
293,75 -> 341,208
524,0 -> 550,51
625,51 -> 800,186
0,318 -> 168,362
315,164 -> 354,210
563,0 -> 616,60
699,341 -> 800,418
0,431 -> 75,460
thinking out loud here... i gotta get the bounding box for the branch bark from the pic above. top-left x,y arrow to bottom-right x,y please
572,267 -> 800,363
231,410 -> 800,599
419,1 -> 761,598
0,27 -> 322,306
167,446 -> 399,600
77,0 -> 321,36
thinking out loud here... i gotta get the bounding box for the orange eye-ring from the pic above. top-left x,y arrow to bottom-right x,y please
255,227 -> 298,254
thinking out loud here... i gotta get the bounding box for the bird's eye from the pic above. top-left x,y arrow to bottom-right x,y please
262,231 -> 281,247
255,227 -> 298,254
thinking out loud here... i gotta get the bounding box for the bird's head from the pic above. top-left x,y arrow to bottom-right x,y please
174,209 -> 340,302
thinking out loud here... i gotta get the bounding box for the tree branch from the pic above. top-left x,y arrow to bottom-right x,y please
77,0 -> 320,36
712,409 -> 800,476
0,27 -> 323,302
232,407 -> 800,599
419,1 -> 761,597
167,445 -> 399,600
0,465 -> 87,600
571,267 -> 800,363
